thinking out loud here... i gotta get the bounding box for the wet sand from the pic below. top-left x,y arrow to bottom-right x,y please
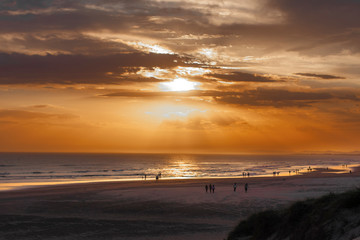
0,169 -> 359,240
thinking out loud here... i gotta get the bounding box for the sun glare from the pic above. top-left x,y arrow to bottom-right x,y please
159,78 -> 200,92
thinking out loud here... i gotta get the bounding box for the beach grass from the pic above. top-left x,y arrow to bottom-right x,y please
227,188 -> 360,240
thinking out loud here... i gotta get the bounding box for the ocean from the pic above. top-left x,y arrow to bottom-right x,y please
1,153 -> 359,190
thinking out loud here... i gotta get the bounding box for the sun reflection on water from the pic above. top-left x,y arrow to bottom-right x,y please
161,155 -> 200,178
165,161 -> 197,178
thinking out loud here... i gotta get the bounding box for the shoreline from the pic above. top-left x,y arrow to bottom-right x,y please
1,164 -> 357,192
1,166 -> 358,196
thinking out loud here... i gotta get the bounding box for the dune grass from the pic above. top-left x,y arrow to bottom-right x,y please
228,188 -> 360,240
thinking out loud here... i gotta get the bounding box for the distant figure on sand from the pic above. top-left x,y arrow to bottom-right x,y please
212,184 -> 215,193
244,183 -> 248,193
209,184 -> 212,193
233,183 -> 237,192
205,185 -> 208,192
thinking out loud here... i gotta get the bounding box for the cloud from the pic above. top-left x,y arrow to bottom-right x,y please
266,0 -> 360,55
0,52 -> 189,84
0,109 -> 76,120
29,104 -> 54,109
161,118 -> 211,130
101,90 -> 218,98
214,88 -> 334,107
207,72 -> 278,82
295,73 -> 345,80
101,87 -> 360,108
0,0 -> 357,57
0,0 -> 358,78
160,114 -> 247,130
0,33 -> 135,55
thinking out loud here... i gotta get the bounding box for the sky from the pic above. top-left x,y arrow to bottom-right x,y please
0,0 -> 360,154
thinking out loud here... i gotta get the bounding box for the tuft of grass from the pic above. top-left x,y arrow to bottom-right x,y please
228,210 -> 281,240
227,188 -> 360,240
337,188 -> 360,209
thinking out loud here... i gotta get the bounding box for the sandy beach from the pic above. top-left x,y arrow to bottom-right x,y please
1,169 -> 360,240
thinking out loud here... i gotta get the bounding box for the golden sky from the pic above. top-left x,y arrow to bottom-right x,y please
0,0 -> 360,153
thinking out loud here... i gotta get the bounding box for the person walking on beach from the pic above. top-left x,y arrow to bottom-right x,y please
205,185 -> 208,193
209,184 -> 212,193
244,183 -> 248,193
212,184 -> 215,193
233,183 -> 237,192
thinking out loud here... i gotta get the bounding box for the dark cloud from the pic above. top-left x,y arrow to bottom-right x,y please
214,88 -> 334,107
295,73 -> 345,80
0,0 -> 206,34
269,0 -> 360,31
101,90 -> 219,98
0,34 -> 134,55
0,0 -> 55,10
0,10 -> 130,33
0,0 -> 358,60
101,88 -> 360,107
207,72 -> 278,82
266,0 -> 360,55
0,0 -> 358,87
0,52 -> 188,84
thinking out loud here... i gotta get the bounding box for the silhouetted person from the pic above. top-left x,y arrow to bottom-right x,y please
209,184 -> 212,193
212,184 -> 215,193
144,174 -> 147,180
233,183 -> 237,192
247,172 -> 250,177
205,185 -> 208,192
244,183 -> 248,193
156,175 -> 159,180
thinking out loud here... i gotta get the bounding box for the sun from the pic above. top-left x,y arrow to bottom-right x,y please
159,78 -> 200,92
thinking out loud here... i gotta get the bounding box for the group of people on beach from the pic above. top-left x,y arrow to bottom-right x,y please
288,169 -> 300,175
142,172 -> 162,180
205,183 -> 248,193
205,184 -> 215,193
